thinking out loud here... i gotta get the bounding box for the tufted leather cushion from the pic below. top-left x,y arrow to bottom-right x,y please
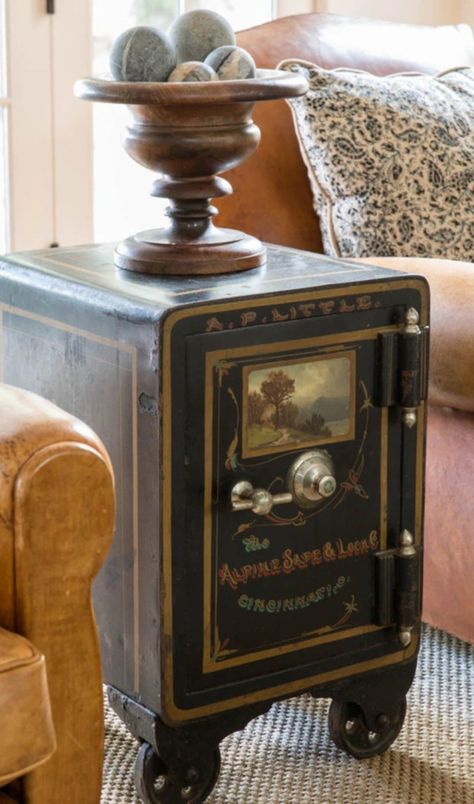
0,628 -> 55,787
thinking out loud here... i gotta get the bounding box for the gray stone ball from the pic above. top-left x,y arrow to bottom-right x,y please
109,26 -> 176,82
205,45 -> 256,80
168,61 -> 218,83
167,10 -> 235,64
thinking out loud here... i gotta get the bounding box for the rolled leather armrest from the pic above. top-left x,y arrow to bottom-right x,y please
0,628 -> 56,787
353,257 -> 474,413
0,383 -> 115,803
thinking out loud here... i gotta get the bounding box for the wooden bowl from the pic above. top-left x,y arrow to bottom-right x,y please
75,69 -> 307,276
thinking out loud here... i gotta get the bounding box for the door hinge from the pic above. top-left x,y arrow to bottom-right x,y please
375,529 -> 422,646
375,308 -> 429,427
46,0 -> 55,13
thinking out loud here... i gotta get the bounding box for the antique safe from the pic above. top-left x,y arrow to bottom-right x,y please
0,244 -> 429,803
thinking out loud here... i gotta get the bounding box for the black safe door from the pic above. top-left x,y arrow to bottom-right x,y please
201,329 -> 388,666
166,293 -> 426,722
210,344 -> 380,661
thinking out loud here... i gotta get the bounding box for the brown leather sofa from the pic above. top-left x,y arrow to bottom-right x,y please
0,384 -> 115,803
216,13 -> 474,644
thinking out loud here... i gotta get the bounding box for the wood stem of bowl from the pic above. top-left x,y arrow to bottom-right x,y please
114,160 -> 265,276
153,175 -> 229,242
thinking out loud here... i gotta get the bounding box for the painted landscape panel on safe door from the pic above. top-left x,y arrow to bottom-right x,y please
243,352 -> 355,457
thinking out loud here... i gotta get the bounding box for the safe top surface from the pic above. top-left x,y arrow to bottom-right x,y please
1,242 -> 410,318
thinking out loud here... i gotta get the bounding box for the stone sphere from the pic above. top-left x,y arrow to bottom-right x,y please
167,10 -> 235,64
205,45 -> 256,80
109,26 -> 176,82
168,61 -> 218,83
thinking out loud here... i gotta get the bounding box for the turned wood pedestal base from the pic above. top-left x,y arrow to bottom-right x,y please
115,226 -> 264,276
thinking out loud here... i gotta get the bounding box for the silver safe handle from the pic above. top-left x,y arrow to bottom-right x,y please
231,450 -> 337,516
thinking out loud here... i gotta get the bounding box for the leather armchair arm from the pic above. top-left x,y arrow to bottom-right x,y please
354,257 -> 474,413
0,384 -> 115,803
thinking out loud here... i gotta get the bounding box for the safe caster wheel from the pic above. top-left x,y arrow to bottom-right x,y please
135,742 -> 221,803
328,697 -> 407,758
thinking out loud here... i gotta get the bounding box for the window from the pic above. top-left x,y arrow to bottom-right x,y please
92,0 -> 277,243
1,2 -> 93,253
1,1 -> 314,252
0,0 -> 8,252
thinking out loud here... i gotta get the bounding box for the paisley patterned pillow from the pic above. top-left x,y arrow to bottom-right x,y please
278,60 -> 474,261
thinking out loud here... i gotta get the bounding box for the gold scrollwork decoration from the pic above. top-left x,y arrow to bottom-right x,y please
214,632 -> 238,659
303,595 -> 359,638
225,386 -> 241,471
214,359 -> 237,388
334,380 -> 372,508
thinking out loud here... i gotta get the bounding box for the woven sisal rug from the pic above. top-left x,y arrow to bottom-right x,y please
102,625 -> 474,803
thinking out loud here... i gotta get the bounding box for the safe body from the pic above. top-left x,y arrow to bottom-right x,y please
0,244 -> 428,796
